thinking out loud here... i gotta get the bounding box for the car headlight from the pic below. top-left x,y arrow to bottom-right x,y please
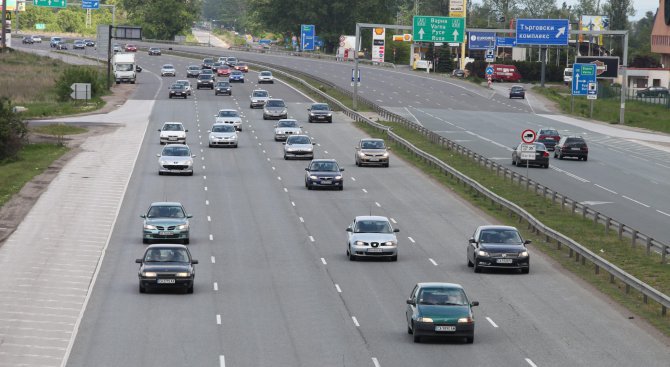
358,152 -> 365,157
382,152 -> 389,157
144,224 -> 157,230
417,317 -> 433,323
384,241 -> 395,246
458,317 -> 473,324
185,160 -> 193,166
281,109 -> 287,114
310,112 -> 316,116
519,251 -> 529,257
478,250 -> 489,257
175,272 -> 190,277
355,241 -> 365,246
334,175 -> 343,180
142,271 -> 157,277
177,224 -> 189,230
309,175 -> 318,180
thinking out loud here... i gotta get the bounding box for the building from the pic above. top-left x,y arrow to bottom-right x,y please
651,0 -> 670,67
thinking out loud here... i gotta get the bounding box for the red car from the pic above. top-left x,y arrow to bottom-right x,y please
216,65 -> 231,76
235,63 -> 249,72
124,44 -> 138,52
536,128 -> 561,151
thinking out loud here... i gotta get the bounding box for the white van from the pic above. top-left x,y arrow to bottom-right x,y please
563,67 -> 573,85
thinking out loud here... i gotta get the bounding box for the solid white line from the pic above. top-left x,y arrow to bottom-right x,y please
324,150 -> 329,154
429,258 -> 438,266
375,202 -> 381,207
594,184 -> 617,194
206,200 -> 210,205
656,210 -> 670,217
216,314 -> 221,325
407,237 -> 415,243
404,107 -> 424,127
207,216 -> 211,222
525,358 -> 538,367
486,317 -> 499,328
203,175 -> 206,180
299,217 -> 304,223
352,316 -> 360,327
320,258 -> 327,265
390,218 -> 397,224
213,282 -> 218,291
209,234 -> 214,241
309,236 -> 315,242
362,189 -> 368,193
204,186 -> 208,191
372,357 -> 381,367
220,355 -> 225,367
211,256 -> 216,264
335,284 -> 342,293
622,195 -> 650,208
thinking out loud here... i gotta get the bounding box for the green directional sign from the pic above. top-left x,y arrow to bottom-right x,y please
413,16 -> 465,43
33,0 -> 66,8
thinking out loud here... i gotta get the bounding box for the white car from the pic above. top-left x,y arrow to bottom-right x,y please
157,144 -> 195,176
208,123 -> 238,148
249,89 -> 270,108
31,35 -> 43,43
346,216 -> 399,261
283,134 -> 314,160
175,80 -> 192,95
158,122 -> 187,144
214,109 -> 243,131
273,119 -> 302,141
160,64 -> 176,77
258,71 -> 274,84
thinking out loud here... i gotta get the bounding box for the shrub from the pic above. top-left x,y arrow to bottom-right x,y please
54,66 -> 107,102
0,98 -> 29,161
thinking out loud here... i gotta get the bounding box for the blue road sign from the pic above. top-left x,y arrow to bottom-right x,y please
485,66 -> 494,75
301,24 -> 315,51
468,32 -> 496,50
82,0 -> 99,9
314,36 -> 323,48
496,37 -> 516,47
571,63 -> 597,96
516,19 -> 569,46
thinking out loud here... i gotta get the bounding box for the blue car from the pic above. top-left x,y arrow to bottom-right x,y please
230,70 -> 245,83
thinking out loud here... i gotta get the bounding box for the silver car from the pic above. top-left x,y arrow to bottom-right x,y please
158,122 -> 187,145
157,144 -> 195,176
263,99 -> 288,120
249,89 -> 270,108
273,119 -> 302,141
175,80 -> 192,95
208,123 -> 238,148
346,216 -> 399,261
160,64 -> 176,77
258,70 -> 274,84
355,138 -> 390,167
283,134 -> 314,160
214,109 -> 243,131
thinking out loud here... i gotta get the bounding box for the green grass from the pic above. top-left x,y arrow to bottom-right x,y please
20,99 -> 105,119
0,144 -> 69,207
31,124 -> 88,136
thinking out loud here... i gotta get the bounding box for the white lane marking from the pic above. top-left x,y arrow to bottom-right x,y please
362,189 -> 368,193
372,357 -> 381,367
486,317 -> 499,328
277,176 -> 282,181
211,256 -> 216,264
550,166 -> 590,182
351,177 -> 356,181
272,166 -> 276,170
375,202 -> 381,207
335,284 -> 342,293
291,201 -> 296,207
655,162 -> 670,169
594,184 -> 618,194
207,216 -> 211,222
407,237 -> 415,243
216,314 -> 221,325
201,156 -> 205,161
299,217 -> 304,223
309,236 -> 315,242
429,258 -> 438,266
204,186 -> 208,191
352,316 -> 360,327
525,358 -> 538,367
321,258 -> 327,265
213,282 -> 218,291
206,200 -> 210,206
622,195 -> 650,208
324,150 -> 329,154
220,355 -> 226,367
283,187 -> 288,192
657,210 -> 670,217
202,165 -> 206,170
390,218 -> 397,224
203,175 -> 206,180
209,234 -> 214,241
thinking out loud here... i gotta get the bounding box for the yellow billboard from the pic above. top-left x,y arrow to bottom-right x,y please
579,15 -> 609,45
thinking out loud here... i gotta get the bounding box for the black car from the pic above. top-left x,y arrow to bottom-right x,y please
84,39 -> 96,47
512,142 -> 549,168
509,85 -> 525,99
451,69 -> 465,78
304,159 -> 344,190
22,36 -> 34,44
202,58 -> 215,69
55,42 -> 68,50
214,81 -> 232,96
186,65 -> 201,78
554,136 -> 588,161
148,47 -> 162,56
536,128 -> 560,151
169,83 -> 188,99
307,103 -> 333,123
196,74 -> 215,89
636,86 -> 668,97
467,225 -> 530,274
136,244 -> 198,294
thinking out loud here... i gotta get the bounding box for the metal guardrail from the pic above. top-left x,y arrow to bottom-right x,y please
228,46 -> 397,69
167,47 -> 670,316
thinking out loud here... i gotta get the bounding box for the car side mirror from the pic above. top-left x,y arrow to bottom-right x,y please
524,239 -> 532,245
191,260 -> 199,264
187,214 -> 193,218
312,143 -> 316,145
207,130 -> 211,133
393,228 -> 400,233
156,153 -> 161,157
185,129 -> 189,132
307,108 -> 311,111
346,228 -> 352,232
158,129 -> 162,132
355,147 -> 360,150
135,259 -> 143,263
282,142 -> 286,145
471,301 -> 479,307
305,168 -> 310,171
340,168 -> 345,171
406,299 -> 416,305
191,154 -> 197,158
140,214 -> 146,218
468,238 -> 476,244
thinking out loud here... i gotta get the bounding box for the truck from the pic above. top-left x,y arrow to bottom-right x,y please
113,53 -> 136,84
563,67 -> 573,85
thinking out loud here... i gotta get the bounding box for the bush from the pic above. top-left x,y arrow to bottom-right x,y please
54,66 -> 107,102
466,59 -> 564,83
0,98 -> 29,161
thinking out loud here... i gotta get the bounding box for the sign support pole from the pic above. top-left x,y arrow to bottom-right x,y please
590,99 -> 594,118
619,32 -> 628,125
353,24 -> 360,111
540,47 -> 546,88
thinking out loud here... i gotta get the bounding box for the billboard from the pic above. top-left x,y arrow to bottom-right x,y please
0,0 -> 17,11
372,27 -> 385,63
574,56 -> 619,79
468,32 -> 496,50
579,15 -> 609,45
449,0 -> 466,18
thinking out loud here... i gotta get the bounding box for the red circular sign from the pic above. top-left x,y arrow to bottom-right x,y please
521,129 -> 536,144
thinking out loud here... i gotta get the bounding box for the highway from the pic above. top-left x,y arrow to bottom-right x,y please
3,41 -> 668,366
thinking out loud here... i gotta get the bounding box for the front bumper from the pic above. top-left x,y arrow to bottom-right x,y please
306,177 -> 343,189
309,114 -> 332,122
285,150 -> 313,159
160,136 -> 186,144
264,112 -> 288,120
209,138 -> 238,146
413,321 -> 474,339
161,72 -> 176,77
215,89 -> 232,95
358,155 -> 389,165
139,276 -> 193,290
143,229 -> 189,241
475,255 -> 529,270
349,244 -> 397,257
158,165 -> 193,175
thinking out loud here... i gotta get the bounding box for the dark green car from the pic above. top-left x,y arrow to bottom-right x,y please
141,202 -> 192,244
406,282 -> 479,343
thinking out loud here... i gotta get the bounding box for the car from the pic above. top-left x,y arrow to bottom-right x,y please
216,64 -> 231,77
208,123 -> 238,148
22,36 -> 34,44
31,35 -> 43,43
49,36 -> 62,47
148,47 -> 161,55
83,39 -> 95,47
112,43 -> 122,53
263,99 -> 288,120
196,74 -> 215,89
283,134 -> 315,160
214,109 -> 242,131
467,225 -> 530,274
304,159 -> 344,190
55,41 -> 68,50
73,40 -> 86,50
175,80 -> 192,96
307,103 -> 333,123
451,69 -> 466,78
636,86 -> 669,97
217,56 -> 229,63
160,64 -> 176,77
168,83 -> 188,99
249,89 -> 270,108
536,128 -> 560,151
140,202 -> 192,244
199,68 -> 215,80
355,138 -> 390,167
158,122 -> 188,144
136,244 -> 198,294
258,70 -> 274,84
509,85 -> 525,99
157,144 -> 195,176
554,136 -> 589,161
512,142 -> 549,168
406,282 -> 478,343
186,65 -> 201,78
212,62 -> 224,70
225,57 -> 238,66
346,215 -> 399,261
235,63 -> 249,72
202,58 -> 215,69
229,70 -> 245,83
124,44 -> 138,52
214,81 -> 232,96
274,119 -> 303,141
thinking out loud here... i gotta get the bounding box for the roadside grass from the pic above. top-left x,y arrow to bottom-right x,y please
31,124 -> 88,136
533,85 -> 670,133
0,144 -> 69,208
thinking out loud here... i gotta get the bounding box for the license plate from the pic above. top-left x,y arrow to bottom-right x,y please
317,116 -> 325,119
571,147 -> 580,151
169,137 -> 177,140
159,231 -> 172,236
435,325 -> 456,332
367,248 -> 383,253
157,279 -> 175,284
321,180 -> 332,184
369,158 -> 379,162
497,258 -> 513,264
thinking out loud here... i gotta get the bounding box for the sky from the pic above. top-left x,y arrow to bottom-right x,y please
471,0 -> 659,20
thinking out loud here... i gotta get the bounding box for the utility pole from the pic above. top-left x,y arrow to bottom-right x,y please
1,0 -> 7,51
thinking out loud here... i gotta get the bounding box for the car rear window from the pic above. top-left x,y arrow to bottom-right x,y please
540,130 -> 559,135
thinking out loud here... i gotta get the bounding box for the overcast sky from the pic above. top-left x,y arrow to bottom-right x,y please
472,0 -> 659,20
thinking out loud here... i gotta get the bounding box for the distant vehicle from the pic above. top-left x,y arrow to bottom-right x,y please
554,136 -> 589,161
563,67 -> 573,85
157,144 -> 195,176
49,36 -> 62,48
214,109 -> 242,131
216,64 -> 231,77
196,74 -> 215,89
355,138 -> 390,167
83,39 -> 95,47
304,159 -> 344,190
217,56 -> 229,63
249,89 -> 270,108
160,64 -> 176,77
273,119 -> 303,141
124,44 -> 138,52
225,57 -> 238,66
636,86 -> 669,97
158,122 -> 187,144
467,225 -> 530,274
22,36 -> 34,44
452,69 -> 465,78
31,35 -> 43,43
175,80 -> 192,96
263,99 -> 287,120
140,202 -> 192,244
136,244 -> 198,294
201,58 -> 214,69
73,40 -> 86,50
208,123 -> 238,148
512,142 -> 549,168
346,215 -> 399,261
112,44 -> 122,53
55,41 -> 68,50
168,84 -> 188,99
229,70 -> 245,83
235,63 -> 249,72
283,134 -> 315,160
186,65 -> 201,78
307,103 -> 332,123
490,64 -> 521,82
536,128 -> 560,151
214,81 -> 232,96
148,47 -> 162,56
258,70 -> 274,84
509,85 -> 525,99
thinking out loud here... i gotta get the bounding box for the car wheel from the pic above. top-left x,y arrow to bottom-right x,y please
339,186 -> 344,191
474,261 -> 482,273
187,284 -> 194,294
583,156 -> 588,161
553,151 -> 558,158
284,154 -> 288,160
512,157 -> 516,166
158,172 -> 163,176
544,164 -> 549,168
466,336 -> 474,344
169,96 -> 172,99
183,238 -> 190,245
407,323 -> 413,334
348,249 -> 356,261
139,283 -> 146,293
263,115 -> 267,120
522,267 -> 530,274
390,255 -> 398,262
558,152 -> 563,160
306,184 -> 312,190
467,257 -> 473,267
355,159 -> 360,166
188,172 -> 194,176
384,162 -> 389,168
413,334 -> 421,343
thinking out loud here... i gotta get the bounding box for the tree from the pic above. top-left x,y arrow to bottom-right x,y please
119,0 -> 201,39
0,98 -> 28,162
603,0 -> 635,30
518,0 -> 558,18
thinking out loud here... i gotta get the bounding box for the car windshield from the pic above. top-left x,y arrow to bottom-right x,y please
266,100 -> 285,107
170,85 -> 184,90
176,81 -> 189,86
162,146 -> 191,157
260,72 -> 272,76
277,120 -> 298,127
540,130 -> 558,135
163,123 -> 183,131
310,161 -> 338,172
117,64 -> 133,72
418,288 -> 467,306
218,111 -> 238,117
287,136 -> 310,144
212,125 -> 236,133
216,82 -> 229,87
311,104 -> 330,111
361,140 -> 385,149
512,87 -> 524,91
188,66 -> 200,70
198,75 -> 212,80
147,205 -> 185,218
204,59 -> 213,63
144,248 -> 189,263
478,229 -> 522,243
163,65 -> 175,70
232,71 -> 242,75
354,220 -> 392,233
253,91 -> 268,97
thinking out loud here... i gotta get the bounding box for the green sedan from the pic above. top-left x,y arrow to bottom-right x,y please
406,282 -> 479,343
141,202 -> 192,244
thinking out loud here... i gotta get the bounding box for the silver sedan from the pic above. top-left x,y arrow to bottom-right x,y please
157,144 -> 195,176
283,135 -> 314,160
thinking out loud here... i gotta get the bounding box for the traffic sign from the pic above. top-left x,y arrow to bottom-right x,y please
70,83 -> 91,100
301,24 -> 315,51
515,19 -> 569,46
496,37 -> 516,47
33,0 -> 66,8
468,32 -> 496,50
521,129 -> 536,144
413,16 -> 465,43
520,144 -> 536,160
82,0 -> 99,9
485,49 -> 495,62
587,82 -> 598,100
35,23 -> 46,30
485,66 -> 494,76
571,63 -> 596,96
